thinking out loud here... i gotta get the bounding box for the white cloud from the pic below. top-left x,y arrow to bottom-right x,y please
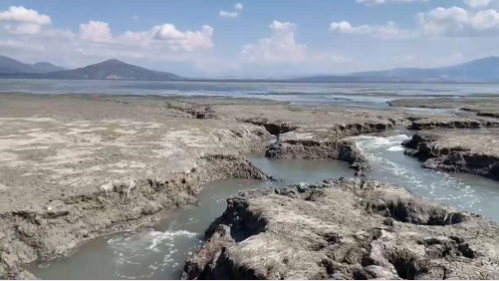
470,9 -> 499,29
357,0 -> 428,5
241,21 -> 306,64
219,11 -> 238,18
417,6 -> 499,36
464,0 -> 492,8
78,21 -> 214,51
79,21 -> 113,43
152,24 -> 214,51
4,23 -> 41,34
220,3 -> 243,18
0,6 -> 50,24
0,6 -> 51,35
330,21 -> 370,34
330,21 -> 406,38
132,15 -> 139,21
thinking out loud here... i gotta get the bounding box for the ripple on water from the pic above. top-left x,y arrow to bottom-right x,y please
352,133 -> 499,220
107,230 -> 203,279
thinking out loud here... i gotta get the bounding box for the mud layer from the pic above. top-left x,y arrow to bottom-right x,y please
404,129 -> 499,181
183,179 -> 499,280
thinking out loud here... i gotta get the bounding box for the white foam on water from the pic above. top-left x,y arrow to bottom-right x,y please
352,134 -> 410,150
353,134 -> 481,211
107,229 -> 201,279
146,230 -> 198,251
387,146 -> 405,152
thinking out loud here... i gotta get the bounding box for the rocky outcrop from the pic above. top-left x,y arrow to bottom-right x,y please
0,155 -> 269,279
183,178 -> 499,280
403,131 -> 499,181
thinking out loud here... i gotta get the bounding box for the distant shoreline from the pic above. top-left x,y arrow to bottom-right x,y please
1,76 -> 499,85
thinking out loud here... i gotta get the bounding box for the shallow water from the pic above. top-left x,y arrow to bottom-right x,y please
3,80 -> 499,107
26,156 -> 353,280
353,133 -> 499,221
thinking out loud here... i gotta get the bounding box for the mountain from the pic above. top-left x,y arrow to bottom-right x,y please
45,59 -> 181,81
294,57 -> 499,83
0,55 -> 65,74
31,62 -> 66,73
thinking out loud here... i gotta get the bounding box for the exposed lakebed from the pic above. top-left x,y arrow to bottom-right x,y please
26,134 -> 499,279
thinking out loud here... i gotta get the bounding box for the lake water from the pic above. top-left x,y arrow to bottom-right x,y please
26,141 -> 499,280
2,79 -> 499,107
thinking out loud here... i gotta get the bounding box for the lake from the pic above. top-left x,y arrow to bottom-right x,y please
1,79 -> 499,107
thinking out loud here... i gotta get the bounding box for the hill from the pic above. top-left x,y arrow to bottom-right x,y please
0,55 -> 65,74
45,59 -> 181,81
294,57 -> 499,83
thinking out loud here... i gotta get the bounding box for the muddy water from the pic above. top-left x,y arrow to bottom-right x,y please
26,156 -> 354,280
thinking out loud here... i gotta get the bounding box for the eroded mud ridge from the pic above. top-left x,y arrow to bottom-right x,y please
184,179 -> 499,280
0,94 -> 273,279
404,130 -> 499,181
237,108 -> 409,175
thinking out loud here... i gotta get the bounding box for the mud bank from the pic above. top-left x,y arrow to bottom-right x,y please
404,130 -> 499,181
0,94 -> 275,279
0,93 -> 414,279
184,178 -> 499,280
229,106 -> 410,175
408,116 -> 499,130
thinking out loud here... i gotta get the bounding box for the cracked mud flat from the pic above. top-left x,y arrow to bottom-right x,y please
2,93 -> 499,279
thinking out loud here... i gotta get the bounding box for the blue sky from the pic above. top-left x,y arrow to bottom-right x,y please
1,0 -> 499,77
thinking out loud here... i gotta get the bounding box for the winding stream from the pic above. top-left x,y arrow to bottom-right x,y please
27,134 -> 499,279
26,157 -> 353,280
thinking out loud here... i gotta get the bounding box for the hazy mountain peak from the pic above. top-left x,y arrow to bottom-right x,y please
294,56 -> 499,83
45,59 -> 181,81
32,62 -> 66,73
0,55 -> 66,74
100,59 -> 127,65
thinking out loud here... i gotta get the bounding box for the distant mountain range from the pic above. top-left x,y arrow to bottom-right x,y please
0,55 -> 66,74
2,55 -> 499,82
294,57 -> 499,83
0,56 -> 180,81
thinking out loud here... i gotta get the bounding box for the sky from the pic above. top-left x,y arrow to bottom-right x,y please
1,0 -> 499,78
